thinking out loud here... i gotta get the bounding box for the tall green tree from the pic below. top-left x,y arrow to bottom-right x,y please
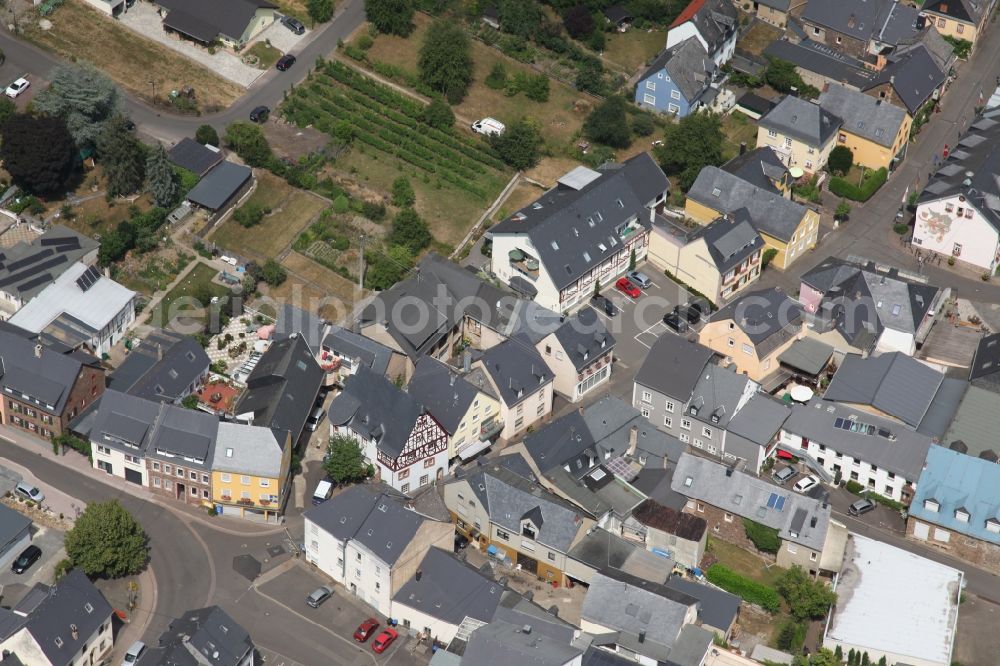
563,4 -> 595,39
364,0 -> 414,36
654,111 -> 724,191
64,500 -> 148,578
195,124 -> 220,147
146,144 -> 178,207
308,0 -> 334,22
499,0 -> 541,39
224,122 -> 273,167
0,114 -> 78,196
418,20 -> 473,104
828,145 -> 854,176
776,565 -> 838,621
33,63 -> 121,151
584,96 -> 632,149
261,259 -> 287,286
489,119 -> 543,170
98,116 -> 146,198
324,434 -> 368,483
423,97 -> 455,129
365,245 -> 413,290
389,207 -> 431,253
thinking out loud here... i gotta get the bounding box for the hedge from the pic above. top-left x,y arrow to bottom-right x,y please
704,564 -> 781,612
743,518 -> 780,554
829,168 -> 887,202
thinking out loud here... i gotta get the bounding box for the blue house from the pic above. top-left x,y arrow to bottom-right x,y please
634,36 -> 718,117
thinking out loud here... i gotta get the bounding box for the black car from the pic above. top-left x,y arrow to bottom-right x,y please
276,54 -> 296,71
673,304 -> 701,324
662,312 -> 688,333
591,294 -> 618,317
249,106 -> 269,123
687,298 -> 711,320
281,15 -> 305,34
11,545 -> 40,574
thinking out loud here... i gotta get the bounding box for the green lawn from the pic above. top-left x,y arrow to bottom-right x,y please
721,113 -> 760,162
246,41 -> 282,69
603,29 -> 667,72
706,536 -> 787,588
149,262 -> 230,330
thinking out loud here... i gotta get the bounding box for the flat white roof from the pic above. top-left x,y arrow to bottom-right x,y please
824,534 -> 962,665
10,262 -> 135,334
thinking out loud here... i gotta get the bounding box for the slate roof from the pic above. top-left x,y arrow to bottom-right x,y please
17,570 -> 112,665
759,95 -> 842,147
323,325 -> 394,377
0,327 -> 102,415
865,45 -> 947,114
918,106 -> 1000,230
108,329 -> 208,402
823,352 -> 947,429
408,357 -> 484,435
0,503 -> 30,546
468,336 -> 552,407
819,83 -> 907,148
911,444 -> 1000,546
686,166 -> 811,242
802,0 -> 920,44
393,547 -> 503,625
634,334 -> 714,400
663,578 -> 739,632
603,4 -> 633,23
685,364 -> 755,429
146,401 -> 219,468
566,529 -> 671,582
186,161 -> 252,210
784,399 -> 934,480
691,212 -> 764,273
778,337 -> 835,375
725,393 -> 791,445
671,452 -> 831,551
764,39 -> 875,90
970,332 -> 1000,390
462,620 -> 583,666
640,37 -> 717,103
735,91 -> 777,116
631,499 -> 706,541
167,138 -> 223,177
721,146 -> 788,194
581,571 -> 696,655
0,225 -> 98,302
158,0 -> 276,42
213,422 -> 285,479
669,0 -> 738,56
456,465 -> 588,553
490,153 -> 669,291
235,334 -> 323,442
923,0 -> 988,24
274,304 -> 326,352
329,364 -> 425,458
89,390 -> 162,454
304,485 -> 429,565
944,385 -> 1000,458
147,605 -> 253,666
550,307 -> 615,372
709,287 -> 802,355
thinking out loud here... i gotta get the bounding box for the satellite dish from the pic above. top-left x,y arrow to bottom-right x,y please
789,167 -> 805,179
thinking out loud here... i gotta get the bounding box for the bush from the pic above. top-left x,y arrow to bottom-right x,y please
233,201 -> 269,227
584,96 -> 632,149
776,565 -> 837,620
743,518 -> 780,554
195,124 -> 219,147
423,97 -> 455,129
829,168 -> 887,202
631,113 -> 655,137
392,176 -> 416,207
845,480 -> 864,494
893,223 -> 909,235
776,620 -> 807,652
362,200 -> 387,221
705,564 -> 780,613
762,248 -> 778,268
485,62 -> 507,90
332,194 -> 350,213
828,145 -> 854,176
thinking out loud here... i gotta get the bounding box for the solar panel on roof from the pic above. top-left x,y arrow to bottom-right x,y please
0,254 -> 68,289
5,248 -> 54,272
834,417 -> 845,428
767,492 -> 778,508
75,265 -> 102,292
17,274 -> 54,293
39,236 -> 81,250
775,495 -> 786,512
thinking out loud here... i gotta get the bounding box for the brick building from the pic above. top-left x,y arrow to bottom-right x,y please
144,405 -> 218,506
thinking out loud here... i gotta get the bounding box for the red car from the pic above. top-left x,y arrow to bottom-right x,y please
354,618 -> 379,642
372,628 -> 398,654
616,277 -> 641,298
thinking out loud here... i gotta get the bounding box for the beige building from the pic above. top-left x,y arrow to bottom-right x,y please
757,95 -> 842,174
535,308 -> 615,403
465,339 -> 554,442
922,0 -> 997,49
698,287 -> 805,382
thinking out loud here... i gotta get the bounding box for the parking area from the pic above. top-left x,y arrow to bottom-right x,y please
254,16 -> 310,54
256,563 -> 428,666
0,524 -> 66,591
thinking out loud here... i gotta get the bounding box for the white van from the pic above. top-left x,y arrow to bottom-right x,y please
471,118 -> 506,136
312,479 -> 333,505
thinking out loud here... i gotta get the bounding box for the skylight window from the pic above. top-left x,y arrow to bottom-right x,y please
712,188 -> 722,197
583,252 -> 591,262
891,304 -> 901,316
551,241 -> 559,250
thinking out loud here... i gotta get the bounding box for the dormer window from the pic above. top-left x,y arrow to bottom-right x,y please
521,521 -> 537,539
987,519 -> 1000,534
955,509 -> 970,523
689,405 -> 699,416
924,499 -> 939,513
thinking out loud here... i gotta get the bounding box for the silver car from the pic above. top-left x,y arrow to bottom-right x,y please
627,270 -> 652,289
14,482 -> 43,503
307,586 -> 333,608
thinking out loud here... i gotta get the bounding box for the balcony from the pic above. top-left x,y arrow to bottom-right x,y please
479,418 -> 502,439
508,249 -> 539,280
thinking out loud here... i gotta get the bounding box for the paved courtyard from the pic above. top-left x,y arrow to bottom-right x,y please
117,3 -> 265,87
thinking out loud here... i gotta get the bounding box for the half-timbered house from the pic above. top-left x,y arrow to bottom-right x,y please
327,365 -> 449,494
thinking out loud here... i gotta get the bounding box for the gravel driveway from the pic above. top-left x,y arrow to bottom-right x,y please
117,3 -> 265,87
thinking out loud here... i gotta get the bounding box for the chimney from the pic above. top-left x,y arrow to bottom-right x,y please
578,406 -> 584,416
33,344 -> 42,358
628,425 -> 639,457
639,630 -> 646,643
449,373 -> 456,387
739,141 -> 747,155
70,624 -> 79,641
848,13 -> 856,28
157,344 -> 163,362
463,352 -> 472,373
416,570 -> 422,581
522,624 -> 532,635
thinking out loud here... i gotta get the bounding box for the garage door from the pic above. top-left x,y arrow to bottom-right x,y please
913,521 -> 929,540
124,468 -> 143,485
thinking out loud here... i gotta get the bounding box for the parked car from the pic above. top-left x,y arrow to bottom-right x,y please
11,545 -> 41,574
687,297 -> 711,320
591,294 -> 618,317
249,106 -> 269,123
848,498 -> 876,516
662,312 -> 688,334
305,407 -> 326,432
673,304 -> 701,324
772,466 -> 796,485
5,78 -> 29,99
312,479 -> 334,506
372,628 -> 398,654
627,270 -> 652,289
14,482 -> 43,503
306,586 -> 333,608
471,118 -> 505,136
616,277 -> 641,298
276,54 -> 297,71
281,15 -> 305,34
122,641 -> 147,666
793,475 -> 820,494
354,618 -> 380,642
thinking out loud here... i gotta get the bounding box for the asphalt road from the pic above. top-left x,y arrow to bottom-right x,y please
0,0 -> 366,144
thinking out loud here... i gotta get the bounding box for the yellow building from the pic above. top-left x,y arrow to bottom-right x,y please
698,287 -> 805,382
686,164 -> 818,271
819,83 -> 911,171
408,357 -> 503,461
922,0 -> 995,48
211,422 -> 292,522
757,95 -> 842,174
